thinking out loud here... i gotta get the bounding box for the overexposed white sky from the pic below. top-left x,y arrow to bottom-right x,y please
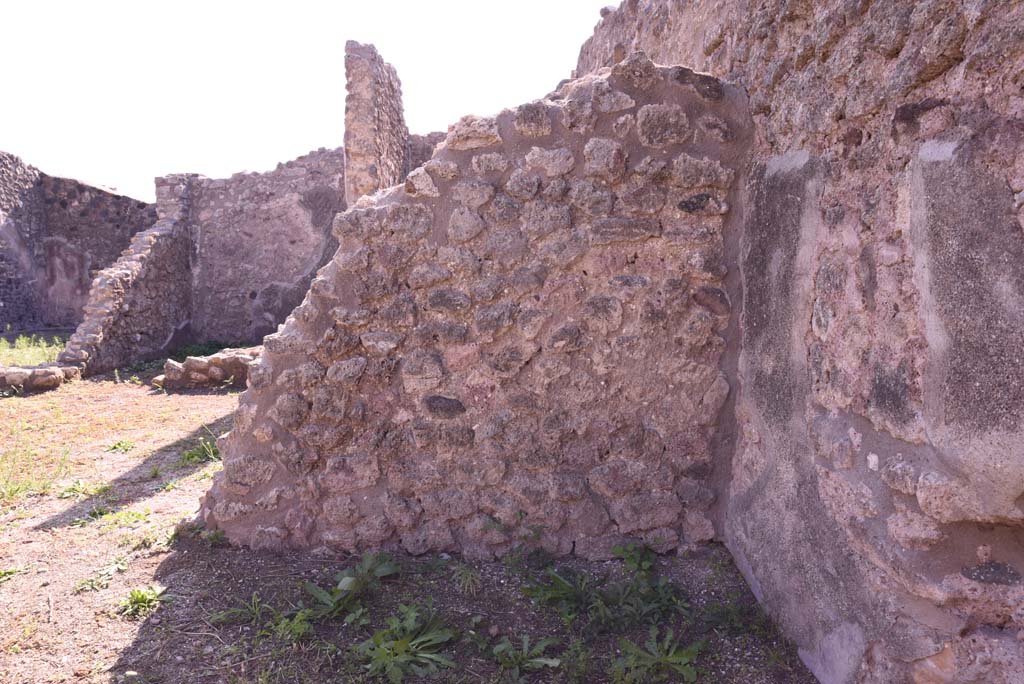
1,1 -> 610,201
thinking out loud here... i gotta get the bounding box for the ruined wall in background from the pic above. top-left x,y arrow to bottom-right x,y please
59,176 -> 194,374
343,41 -> 410,206
407,132 -> 446,175
579,2 -> 1024,683
0,151 -> 156,332
202,56 -> 750,561
60,147 -> 347,373
188,148 -> 346,345
0,152 -> 43,330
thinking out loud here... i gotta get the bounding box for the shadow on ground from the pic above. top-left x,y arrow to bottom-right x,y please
34,401 -> 234,531
109,534 -> 817,684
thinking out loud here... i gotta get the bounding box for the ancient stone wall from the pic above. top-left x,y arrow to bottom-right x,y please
578,2 -> 1024,683
59,176 -> 194,373
202,56 -> 750,561
343,41 -> 410,206
0,152 -> 43,331
59,147 -> 345,373
187,148 -> 346,345
0,151 -> 156,332
158,346 -> 260,390
407,132 -> 446,175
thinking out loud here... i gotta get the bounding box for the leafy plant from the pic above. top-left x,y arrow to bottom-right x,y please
492,635 -> 560,683
0,568 -> 21,585
105,440 -> 135,454
703,591 -> 775,638
118,586 -> 167,619
610,627 -> 703,683
0,332 -> 67,366
461,614 -> 492,653
201,529 -> 227,547
454,563 -> 482,596
74,556 -> 128,593
58,479 -> 111,500
523,568 -> 602,627
612,542 -> 656,578
210,592 -> 271,625
70,504 -> 113,527
559,639 -> 591,684
273,608 -> 314,643
526,568 -> 687,634
304,552 -> 399,620
179,436 -> 219,465
590,576 -> 689,632
354,603 -> 455,683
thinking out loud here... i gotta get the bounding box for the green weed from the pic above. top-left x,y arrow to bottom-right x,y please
492,635 -> 560,683
0,568 -> 21,585
303,552 -> 400,621
74,556 -> 128,593
559,639 -> 591,684
0,332 -> 67,366
118,586 -> 167,619
354,602 -> 455,683
612,542 -> 656,578
105,440 -> 135,454
178,436 -> 219,466
610,627 -> 703,683
58,479 -> 112,500
273,608 -> 314,643
210,592 -> 271,626
454,563 -> 482,596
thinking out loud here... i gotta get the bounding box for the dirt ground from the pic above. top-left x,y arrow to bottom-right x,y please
0,369 -> 818,684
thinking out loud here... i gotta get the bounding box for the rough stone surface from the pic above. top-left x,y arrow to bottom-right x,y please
50,41 -> 439,381
0,151 -> 156,332
187,148 -> 346,344
158,346 -> 261,390
0,363 -> 79,393
202,57 -> 749,564
344,41 -> 410,206
578,2 -> 1024,682
58,176 -> 194,373
57,149 -> 345,374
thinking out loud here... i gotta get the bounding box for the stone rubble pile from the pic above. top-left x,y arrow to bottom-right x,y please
156,346 -> 261,390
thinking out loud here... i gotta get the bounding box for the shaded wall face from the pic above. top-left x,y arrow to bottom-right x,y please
0,153 -> 44,331
188,149 -> 346,345
35,176 -> 157,327
578,1 -> 1024,682
0,152 -> 156,332
202,56 -> 750,561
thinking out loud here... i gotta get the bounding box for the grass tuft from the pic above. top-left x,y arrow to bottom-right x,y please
0,332 -> 68,366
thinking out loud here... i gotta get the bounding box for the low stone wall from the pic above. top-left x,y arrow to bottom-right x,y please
0,364 -> 80,394
201,54 -> 750,560
157,346 -> 261,390
58,176 -> 194,374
